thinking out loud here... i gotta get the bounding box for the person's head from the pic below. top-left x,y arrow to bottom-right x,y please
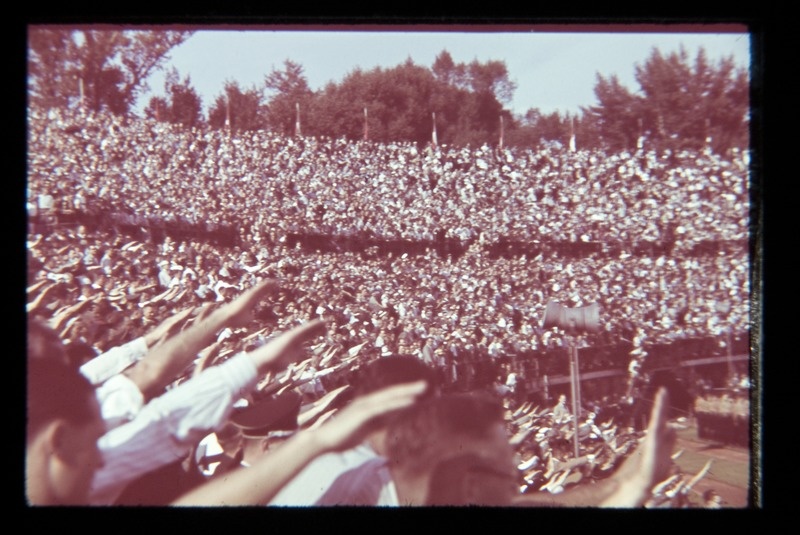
702,489 -> 723,508
386,393 -> 516,487
558,394 -> 567,404
353,355 -> 439,399
26,322 -> 105,505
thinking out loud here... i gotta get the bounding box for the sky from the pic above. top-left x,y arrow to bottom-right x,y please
134,24 -> 752,118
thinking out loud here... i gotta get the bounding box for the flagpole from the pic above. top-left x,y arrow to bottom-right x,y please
364,107 -> 368,141
225,92 -> 231,134
499,115 -> 504,149
569,116 -> 576,152
296,102 -> 302,137
432,112 -> 438,147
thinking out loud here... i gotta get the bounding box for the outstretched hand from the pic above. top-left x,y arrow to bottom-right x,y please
601,387 -> 677,507
144,305 -> 197,347
247,319 -> 328,373
222,278 -> 280,328
309,380 -> 428,454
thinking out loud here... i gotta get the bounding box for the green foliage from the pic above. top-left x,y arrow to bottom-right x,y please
144,67 -> 203,128
263,60 -> 313,136
27,28 -> 192,117
584,45 -> 749,154
207,81 -> 266,133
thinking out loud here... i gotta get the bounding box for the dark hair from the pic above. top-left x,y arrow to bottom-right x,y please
27,358 -> 98,439
65,340 -> 98,369
354,355 -> 439,397
386,393 -> 505,475
27,320 -> 98,438
27,317 -> 70,367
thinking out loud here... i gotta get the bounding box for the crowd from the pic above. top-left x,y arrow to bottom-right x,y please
27,286 -> 691,507
26,106 -> 753,507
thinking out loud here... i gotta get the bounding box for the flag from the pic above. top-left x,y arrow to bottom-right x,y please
295,102 -> 301,137
569,116 -> 576,152
432,112 -> 438,146
363,107 -> 368,141
225,93 -> 231,130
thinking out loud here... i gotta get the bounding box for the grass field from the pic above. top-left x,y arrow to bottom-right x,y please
670,423 -> 753,507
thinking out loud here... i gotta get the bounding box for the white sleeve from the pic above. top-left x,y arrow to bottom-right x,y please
94,374 -> 146,431
88,352 -> 258,505
80,337 -> 149,386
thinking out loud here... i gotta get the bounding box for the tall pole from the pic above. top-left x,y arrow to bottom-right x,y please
727,328 -> 734,380
575,344 -> 582,420
568,338 -> 580,458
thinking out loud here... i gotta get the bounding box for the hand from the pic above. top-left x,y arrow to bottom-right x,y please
144,305 -> 196,347
309,380 -> 428,453
601,387 -> 676,507
220,278 -> 279,328
247,319 -> 328,373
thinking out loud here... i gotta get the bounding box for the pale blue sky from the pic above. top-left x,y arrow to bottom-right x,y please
135,25 -> 752,118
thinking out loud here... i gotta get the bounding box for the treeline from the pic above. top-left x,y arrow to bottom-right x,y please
28,28 -> 750,154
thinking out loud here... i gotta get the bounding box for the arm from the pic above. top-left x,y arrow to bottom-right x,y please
600,388 -> 676,507
89,319 -> 326,505
123,279 -> 279,401
79,306 -> 196,386
48,297 -> 94,332
191,340 -> 224,379
513,388 -> 675,508
172,380 -> 428,506
26,283 -> 57,314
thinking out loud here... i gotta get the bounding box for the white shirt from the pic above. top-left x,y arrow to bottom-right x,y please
88,352 -> 258,505
314,456 -> 399,506
269,443 -> 380,505
80,337 -> 149,386
94,374 -> 145,431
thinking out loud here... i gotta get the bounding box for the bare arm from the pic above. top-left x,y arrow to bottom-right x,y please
513,388 -> 675,508
172,380 -> 428,506
124,279 -> 279,401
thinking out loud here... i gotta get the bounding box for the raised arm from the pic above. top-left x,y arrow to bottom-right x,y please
90,318 -> 327,505
600,388 -> 676,507
512,388 -> 675,508
123,279 -> 279,401
172,380 -> 428,506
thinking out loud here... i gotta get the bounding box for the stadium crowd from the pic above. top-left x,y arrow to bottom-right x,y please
26,106 -> 753,507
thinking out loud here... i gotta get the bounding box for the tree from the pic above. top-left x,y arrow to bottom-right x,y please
263,60 -> 314,136
28,28 -> 80,110
311,61 -> 440,144
586,46 -> 750,154
467,59 -> 517,105
633,46 -> 749,153
587,73 -> 642,152
28,27 -> 192,116
432,50 -> 468,89
144,67 -> 203,128
207,81 -> 265,132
